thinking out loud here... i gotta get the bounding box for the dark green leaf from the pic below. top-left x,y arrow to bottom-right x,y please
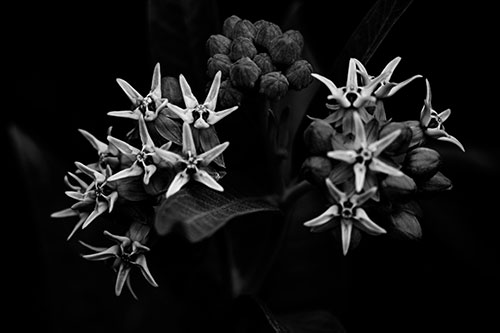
154,182 -> 280,242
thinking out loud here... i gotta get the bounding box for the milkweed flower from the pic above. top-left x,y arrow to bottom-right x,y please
80,223 -> 158,299
420,79 -> 464,151
303,178 -> 386,255
327,112 -> 404,192
167,71 -> 239,129
154,122 -> 229,197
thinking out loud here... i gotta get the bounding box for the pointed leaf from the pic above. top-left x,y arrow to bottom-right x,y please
154,183 -> 280,242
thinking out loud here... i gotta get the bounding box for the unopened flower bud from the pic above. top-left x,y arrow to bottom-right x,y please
218,79 -> 243,108
229,36 -> 257,61
206,34 -> 231,56
379,122 -> 412,155
229,57 -> 261,88
207,54 -> 232,79
403,147 -> 441,180
268,34 -> 301,66
222,15 -> 241,39
417,171 -> 452,193
303,119 -> 335,155
390,210 -> 422,240
253,53 -> 275,74
254,20 -> 282,50
404,120 -> 425,148
381,173 -> 417,199
259,71 -> 289,100
283,29 -> 304,52
301,156 -> 333,186
161,76 -> 183,105
232,19 -> 256,40
285,59 -> 313,90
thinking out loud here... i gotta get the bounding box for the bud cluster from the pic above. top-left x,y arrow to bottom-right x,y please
206,15 -> 314,107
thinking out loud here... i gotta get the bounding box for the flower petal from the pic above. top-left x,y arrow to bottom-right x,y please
325,178 -> 346,203
369,157 -> 403,176
106,136 -> 139,156
346,58 -> 359,90
303,205 -> 338,227
341,219 -> 353,255
134,254 -> 159,288
126,275 -> 139,300
75,161 -> 105,182
353,163 -> 367,193
198,142 -> 230,166
193,169 -> 223,192
50,207 -> 79,218
181,122 -> 197,156
143,164 -> 157,185
369,129 -> 401,155
352,186 -> 377,206
438,135 -> 465,152
107,110 -> 141,120
385,74 -> 422,97
166,171 -> 190,198
380,56 -> 401,83
116,78 -> 143,105
107,163 -> 143,182
327,150 -> 357,164
166,103 -> 193,123
106,191 -> 119,213
153,147 -> 184,164
115,264 -> 132,297
82,201 -> 108,229
194,117 -> 210,129
420,80 -> 432,126
311,73 -> 346,104
67,172 -> 89,190
82,245 -> 120,261
352,111 -> 367,148
354,208 -> 386,235
204,71 -> 221,111
65,190 -> 85,201
438,108 -> 451,122
78,129 -> 108,154
179,74 -> 199,109
137,114 -> 154,148
206,106 -> 238,125
150,62 -> 162,100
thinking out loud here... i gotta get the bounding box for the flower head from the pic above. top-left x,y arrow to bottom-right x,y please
303,178 -> 386,255
327,112 -> 404,193
51,162 -> 119,238
420,79 -> 464,151
78,127 -> 119,171
154,122 -> 229,197
80,223 -> 158,299
167,71 -> 239,129
107,115 -> 170,185
108,63 -> 168,122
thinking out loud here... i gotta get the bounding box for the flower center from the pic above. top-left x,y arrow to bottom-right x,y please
340,200 -> 355,218
356,148 -> 373,165
185,152 -> 199,175
428,111 -> 444,130
193,105 -> 209,121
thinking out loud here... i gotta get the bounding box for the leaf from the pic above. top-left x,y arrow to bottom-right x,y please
390,209 -> 422,239
154,182 -> 280,242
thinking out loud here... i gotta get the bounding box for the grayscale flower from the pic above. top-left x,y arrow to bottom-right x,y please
304,178 -> 386,255
154,122 -> 229,197
327,112 -> 404,192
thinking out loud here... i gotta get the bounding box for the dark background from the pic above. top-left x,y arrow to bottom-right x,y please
5,1 -> 498,332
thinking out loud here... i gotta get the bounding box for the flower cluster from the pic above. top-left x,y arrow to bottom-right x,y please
52,62 -> 236,297
301,57 -> 464,254
206,15 -> 314,106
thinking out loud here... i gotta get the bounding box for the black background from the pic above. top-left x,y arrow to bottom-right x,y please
5,1 -> 498,332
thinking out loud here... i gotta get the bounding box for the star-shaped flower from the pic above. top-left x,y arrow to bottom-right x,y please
51,163 -> 119,237
80,224 -> 158,299
303,178 -> 386,255
167,71 -> 239,129
108,63 -> 168,121
154,122 -> 229,197
312,58 -> 390,112
107,114 -> 170,185
327,112 -> 404,192
420,79 -> 464,151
